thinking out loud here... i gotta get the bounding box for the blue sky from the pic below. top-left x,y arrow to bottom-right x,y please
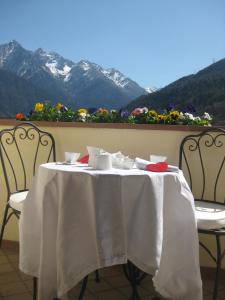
0,0 -> 225,88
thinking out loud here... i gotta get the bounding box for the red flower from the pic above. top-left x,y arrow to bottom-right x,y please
16,113 -> 25,120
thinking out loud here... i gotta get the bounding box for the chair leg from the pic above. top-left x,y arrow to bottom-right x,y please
78,275 -> 88,300
213,235 -> 222,300
128,262 -> 141,300
33,277 -> 37,300
0,203 -> 10,247
95,270 -> 100,282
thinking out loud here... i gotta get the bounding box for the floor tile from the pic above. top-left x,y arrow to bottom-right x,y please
87,279 -> 113,293
6,254 -> 19,263
2,249 -> 18,256
64,288 -> 96,300
139,277 -> 155,294
0,272 -> 21,284
16,269 -> 32,281
118,285 -> 152,298
0,246 -> 219,300
80,295 -> 97,300
98,266 -> 122,278
0,281 -> 27,296
0,255 -> 9,265
0,263 -> 14,275
4,293 -> 32,300
23,279 -> 33,292
95,289 -> 127,300
104,275 -> 130,288
203,294 -> 214,300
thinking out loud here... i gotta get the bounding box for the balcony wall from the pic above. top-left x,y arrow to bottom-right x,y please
0,120 -> 224,269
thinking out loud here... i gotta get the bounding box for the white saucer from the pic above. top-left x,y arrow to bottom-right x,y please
56,161 -> 77,165
55,162 -> 89,167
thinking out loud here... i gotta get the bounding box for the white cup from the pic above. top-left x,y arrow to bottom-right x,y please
65,152 -> 80,163
123,158 -> 135,169
87,146 -> 103,167
95,154 -> 112,170
150,154 -> 167,163
111,152 -> 124,167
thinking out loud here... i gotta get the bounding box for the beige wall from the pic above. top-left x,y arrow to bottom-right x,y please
0,123 -> 224,268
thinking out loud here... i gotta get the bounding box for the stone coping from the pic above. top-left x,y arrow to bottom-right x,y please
0,119 -> 223,131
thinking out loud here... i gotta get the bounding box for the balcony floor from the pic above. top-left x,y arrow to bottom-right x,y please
0,247 -> 224,300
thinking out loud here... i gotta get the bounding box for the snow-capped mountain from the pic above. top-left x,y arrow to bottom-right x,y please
0,40 -> 147,110
145,87 -> 158,93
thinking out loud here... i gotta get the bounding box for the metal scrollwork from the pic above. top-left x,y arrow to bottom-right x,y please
16,127 -> 27,141
40,133 -> 50,147
198,132 -> 225,148
0,122 -> 56,193
214,133 -> 224,148
26,128 -> 37,141
3,132 -> 15,145
186,137 -> 198,152
200,133 -> 214,147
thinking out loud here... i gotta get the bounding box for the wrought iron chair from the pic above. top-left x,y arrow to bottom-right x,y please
0,122 -> 56,244
0,122 -> 56,300
179,127 -> 225,300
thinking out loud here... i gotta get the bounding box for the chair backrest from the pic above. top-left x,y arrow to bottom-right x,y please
0,122 -> 56,196
179,127 -> 225,203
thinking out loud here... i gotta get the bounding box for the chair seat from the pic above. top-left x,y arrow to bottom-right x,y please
9,191 -> 29,212
195,200 -> 225,230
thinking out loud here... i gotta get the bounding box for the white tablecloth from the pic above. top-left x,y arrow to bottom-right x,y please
19,163 -> 202,300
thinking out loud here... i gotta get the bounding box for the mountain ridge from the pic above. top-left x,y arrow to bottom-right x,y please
0,40 -> 148,113
127,58 -> 225,123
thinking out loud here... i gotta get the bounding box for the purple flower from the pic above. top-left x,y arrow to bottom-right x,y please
185,103 -> 196,114
61,104 -> 68,112
88,107 -> 98,114
166,102 -> 175,112
120,109 -> 129,119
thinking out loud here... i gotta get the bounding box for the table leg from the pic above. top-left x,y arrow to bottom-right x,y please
123,261 -> 141,300
95,270 -> 100,282
33,277 -> 37,300
78,275 -> 88,300
123,262 -> 162,300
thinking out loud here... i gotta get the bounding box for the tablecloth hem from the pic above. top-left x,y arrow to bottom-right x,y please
58,255 -> 127,297
152,276 -> 203,300
19,264 -> 39,279
128,255 -> 157,276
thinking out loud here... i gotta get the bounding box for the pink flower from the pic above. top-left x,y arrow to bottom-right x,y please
131,108 -> 142,116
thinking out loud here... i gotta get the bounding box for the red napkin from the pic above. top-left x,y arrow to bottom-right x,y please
145,162 -> 168,172
78,155 -> 89,164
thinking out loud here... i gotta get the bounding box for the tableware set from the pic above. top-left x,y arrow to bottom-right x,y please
150,154 -> 167,163
63,148 -> 176,172
94,154 -> 112,170
64,152 -> 80,164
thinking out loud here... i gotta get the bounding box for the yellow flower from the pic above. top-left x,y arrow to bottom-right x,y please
78,108 -> 87,114
157,114 -> 166,121
148,110 -> 157,118
169,110 -> 180,120
56,103 -> 62,111
34,103 -> 44,112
